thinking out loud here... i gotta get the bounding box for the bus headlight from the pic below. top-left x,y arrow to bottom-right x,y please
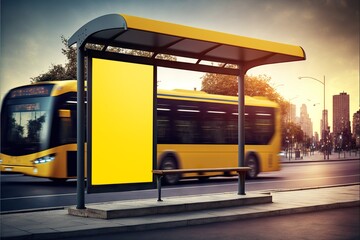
33,154 -> 55,164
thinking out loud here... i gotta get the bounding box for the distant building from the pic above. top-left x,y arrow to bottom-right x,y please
290,103 -> 296,123
286,103 -> 296,123
333,92 -> 351,149
320,109 -> 329,139
353,110 -> 360,147
333,92 -> 350,135
300,104 -> 313,138
314,131 -> 319,143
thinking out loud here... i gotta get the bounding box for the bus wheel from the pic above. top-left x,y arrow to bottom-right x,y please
160,156 -> 180,185
246,155 -> 259,179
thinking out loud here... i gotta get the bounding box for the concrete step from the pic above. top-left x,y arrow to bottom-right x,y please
68,192 -> 272,219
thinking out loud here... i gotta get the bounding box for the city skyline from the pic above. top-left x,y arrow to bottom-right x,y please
289,91 -> 359,142
1,0 -> 359,136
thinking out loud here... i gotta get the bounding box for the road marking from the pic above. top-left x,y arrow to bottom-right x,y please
1,193 -> 77,201
164,174 -> 360,190
239,174 -> 357,185
1,174 -> 359,201
247,174 -> 360,184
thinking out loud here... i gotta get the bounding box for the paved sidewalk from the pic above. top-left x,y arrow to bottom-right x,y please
281,150 -> 360,163
1,184 -> 359,240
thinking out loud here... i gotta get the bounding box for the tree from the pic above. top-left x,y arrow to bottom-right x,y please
32,36 -> 176,83
201,71 -> 238,96
282,122 -> 304,149
201,71 -> 289,119
61,36 -> 77,79
201,71 -> 283,101
31,36 -> 76,82
27,115 -> 46,143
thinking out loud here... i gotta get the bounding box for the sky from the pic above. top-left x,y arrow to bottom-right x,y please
1,0 -> 359,135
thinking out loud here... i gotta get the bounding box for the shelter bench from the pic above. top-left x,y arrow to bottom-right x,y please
152,167 -> 251,201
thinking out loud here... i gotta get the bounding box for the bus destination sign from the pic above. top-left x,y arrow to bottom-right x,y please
9,85 -> 53,98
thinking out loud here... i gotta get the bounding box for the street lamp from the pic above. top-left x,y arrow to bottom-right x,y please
298,75 -> 328,159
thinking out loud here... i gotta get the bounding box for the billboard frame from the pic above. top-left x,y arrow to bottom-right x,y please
86,52 -> 157,193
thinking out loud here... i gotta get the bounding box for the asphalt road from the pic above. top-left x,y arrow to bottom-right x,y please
1,159 -> 359,212
64,206 -> 360,240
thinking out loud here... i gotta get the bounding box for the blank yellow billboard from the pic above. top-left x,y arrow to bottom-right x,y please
91,58 -> 153,185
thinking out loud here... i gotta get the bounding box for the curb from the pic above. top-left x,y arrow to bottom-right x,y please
3,198 -> 359,240
49,201 -> 360,240
68,193 -> 272,219
281,158 -> 359,164
262,182 -> 360,193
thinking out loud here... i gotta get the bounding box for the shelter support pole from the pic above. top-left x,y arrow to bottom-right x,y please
238,67 -> 246,195
76,47 -> 86,209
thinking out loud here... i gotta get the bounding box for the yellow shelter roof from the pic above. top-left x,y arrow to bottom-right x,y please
69,14 -> 305,73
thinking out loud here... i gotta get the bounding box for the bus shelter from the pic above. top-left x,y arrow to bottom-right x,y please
68,14 -> 305,209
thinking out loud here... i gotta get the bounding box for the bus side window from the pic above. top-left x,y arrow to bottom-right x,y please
202,105 -> 226,144
245,106 -> 255,144
229,106 -> 263,145
59,109 -> 76,144
157,103 -> 172,143
175,104 -> 200,144
227,106 -> 251,144
253,109 -> 274,144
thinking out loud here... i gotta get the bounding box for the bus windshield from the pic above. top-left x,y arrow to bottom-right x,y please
1,98 -> 52,156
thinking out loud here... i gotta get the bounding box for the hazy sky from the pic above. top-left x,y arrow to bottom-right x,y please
1,0 -> 359,134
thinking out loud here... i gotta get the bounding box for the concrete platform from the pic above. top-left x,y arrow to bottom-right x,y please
68,192 -> 272,219
1,185 -> 359,240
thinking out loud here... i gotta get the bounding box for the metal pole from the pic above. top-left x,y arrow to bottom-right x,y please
76,47 -> 85,209
238,68 -> 245,195
323,75 -> 326,117
323,75 -> 326,159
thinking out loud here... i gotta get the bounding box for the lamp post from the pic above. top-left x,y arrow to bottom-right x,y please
298,76 -> 328,159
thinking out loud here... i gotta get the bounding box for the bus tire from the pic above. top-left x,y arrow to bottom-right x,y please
246,154 -> 259,179
160,155 -> 181,185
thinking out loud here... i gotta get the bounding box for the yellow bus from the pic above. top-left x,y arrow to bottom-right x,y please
1,80 -> 281,183
0,80 -> 78,182
157,89 -> 281,184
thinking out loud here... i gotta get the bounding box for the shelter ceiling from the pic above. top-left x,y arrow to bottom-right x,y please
69,14 -> 305,73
